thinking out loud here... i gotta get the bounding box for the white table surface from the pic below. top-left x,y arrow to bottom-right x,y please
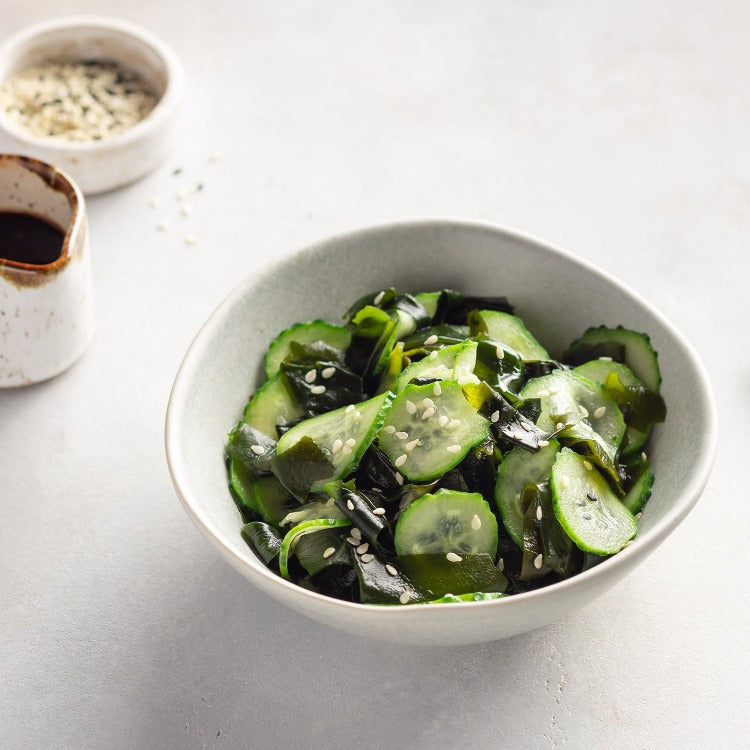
1,2 -> 748,748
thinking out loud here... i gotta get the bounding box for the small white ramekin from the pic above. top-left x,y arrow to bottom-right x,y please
0,16 -> 185,194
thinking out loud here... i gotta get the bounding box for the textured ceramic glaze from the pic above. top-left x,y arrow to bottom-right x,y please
165,221 -> 717,645
0,16 -> 184,194
0,154 -> 94,386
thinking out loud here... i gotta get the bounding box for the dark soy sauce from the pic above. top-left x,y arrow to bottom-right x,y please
0,211 -> 65,265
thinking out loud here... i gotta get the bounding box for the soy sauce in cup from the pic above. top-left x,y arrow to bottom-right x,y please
0,211 -> 64,265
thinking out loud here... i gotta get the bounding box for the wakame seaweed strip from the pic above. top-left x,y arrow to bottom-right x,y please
432,289 -> 514,324
241,522 -> 283,567
334,487 -> 393,551
227,422 -> 276,475
281,360 -> 365,416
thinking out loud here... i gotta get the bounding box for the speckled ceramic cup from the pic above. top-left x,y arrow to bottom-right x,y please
0,154 -> 94,387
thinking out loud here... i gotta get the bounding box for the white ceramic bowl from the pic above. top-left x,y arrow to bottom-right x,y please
0,16 -> 184,194
165,221 -> 716,646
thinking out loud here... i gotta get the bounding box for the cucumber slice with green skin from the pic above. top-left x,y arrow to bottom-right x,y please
414,291 -> 440,320
395,342 -> 465,392
280,498 -> 347,527
378,381 -> 490,483
564,326 -> 661,393
421,592 -> 507,604
278,518 -> 352,580
275,391 -> 395,498
228,456 -> 259,521
519,369 -> 626,462
574,360 -> 651,456
265,321 -> 352,379
550,448 -> 637,555
622,462 -> 654,514
243,373 -> 304,439
394,488 -> 498,558
495,439 -> 561,548
469,310 -> 550,360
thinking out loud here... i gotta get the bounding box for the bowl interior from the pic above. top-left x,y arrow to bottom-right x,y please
166,221 -> 716,643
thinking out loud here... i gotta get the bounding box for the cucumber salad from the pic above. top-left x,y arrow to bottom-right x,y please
225,289 -> 666,605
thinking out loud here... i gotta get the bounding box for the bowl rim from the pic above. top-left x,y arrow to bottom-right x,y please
165,218 -> 718,618
0,14 -> 185,151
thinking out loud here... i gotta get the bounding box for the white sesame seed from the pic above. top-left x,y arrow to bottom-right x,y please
433,381 -> 442,396
385,564 -> 398,576
332,439 -> 343,453
448,419 -> 461,429
583,460 -> 593,471
446,552 -> 462,563
353,411 -> 362,420
373,507 -> 386,516
635,512 -> 642,520
351,528 -> 362,540
405,400 -> 417,414
346,438 -> 356,447
536,506 -> 543,521
395,454 -> 408,467
384,425 -> 396,434
395,431 -> 408,440
471,514 -> 482,530
641,451 -> 648,461
399,591 -> 411,604
345,404 -> 355,413
422,407 -> 435,420
323,546 -> 336,559
521,422 -> 532,432
157,217 -> 170,231
346,536 -> 358,546
514,431 -> 525,441
533,554 -> 543,569
599,356 -> 613,362
457,376 -> 474,385
303,369 -> 317,383
422,398 -> 435,409
424,334 -> 439,346
180,202 -> 193,217
373,290 -> 385,305
428,350 -> 438,360
438,415 -> 449,427
555,422 -> 564,430
149,196 -> 160,208
347,499 -> 354,510
594,406 -> 606,419
497,558 -> 505,572
250,444 -> 265,455
360,553 -> 375,563
537,389 -> 550,398
356,542 -> 369,555
490,410 -> 500,423
310,384 -> 326,395
446,444 -> 461,453
405,439 -> 420,451
342,445 -> 352,455
579,405 -> 589,418
184,234 -> 199,246
321,367 -> 336,379
395,472 -> 404,486
496,345 -> 505,360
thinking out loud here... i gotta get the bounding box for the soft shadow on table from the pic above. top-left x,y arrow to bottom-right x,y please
135,552 -> 583,750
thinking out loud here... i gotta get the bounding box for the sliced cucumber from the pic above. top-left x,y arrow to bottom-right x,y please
421,592 -> 507,604
394,342 -> 464,392
622,463 -> 654,514
394,488 -> 498,557
574,360 -> 650,456
278,518 -> 351,580
228,456 -> 260,521
550,448 -> 637,555
280,498 -> 347,527
378,381 -> 490,483
243,373 -> 304,439
251,475 -> 299,525
469,310 -> 550,360
275,391 -> 395,497
519,369 -> 625,462
414,291 -> 440,320
564,325 -> 661,393
494,439 -> 561,548
265,321 -> 351,379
